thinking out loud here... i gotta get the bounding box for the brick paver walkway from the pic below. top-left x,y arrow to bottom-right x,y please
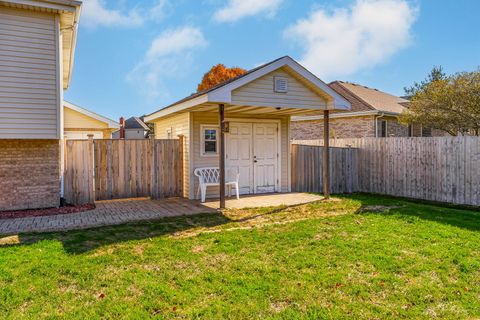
0,193 -> 323,235
0,198 -> 216,235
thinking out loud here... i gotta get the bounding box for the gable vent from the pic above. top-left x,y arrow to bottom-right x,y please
274,77 -> 288,93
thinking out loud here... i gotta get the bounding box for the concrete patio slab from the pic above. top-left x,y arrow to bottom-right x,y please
203,193 -> 323,209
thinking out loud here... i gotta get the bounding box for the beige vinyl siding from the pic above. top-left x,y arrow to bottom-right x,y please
152,112 -> 191,198
231,67 -> 328,110
0,7 -> 60,139
63,107 -> 109,129
191,112 -> 290,199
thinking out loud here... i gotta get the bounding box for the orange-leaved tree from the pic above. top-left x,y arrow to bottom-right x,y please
197,64 -> 247,92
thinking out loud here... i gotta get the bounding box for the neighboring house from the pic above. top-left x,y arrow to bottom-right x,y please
112,116 -> 150,139
64,101 -> 119,139
0,0 -> 82,211
291,81 -> 445,140
145,56 -> 351,200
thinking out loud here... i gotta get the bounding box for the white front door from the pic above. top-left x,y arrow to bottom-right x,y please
253,123 -> 278,193
226,122 -> 278,194
226,122 -> 254,194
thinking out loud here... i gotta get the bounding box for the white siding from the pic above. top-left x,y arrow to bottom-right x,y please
231,67 -> 328,110
0,7 -> 60,139
152,112 -> 191,198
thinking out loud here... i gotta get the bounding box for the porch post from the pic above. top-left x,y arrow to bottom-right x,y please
219,104 -> 226,208
323,110 -> 330,199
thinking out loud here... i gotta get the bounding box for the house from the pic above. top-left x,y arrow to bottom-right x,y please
0,0 -> 82,211
64,101 -> 119,139
145,56 -> 351,202
112,116 -> 150,139
291,81 -> 445,140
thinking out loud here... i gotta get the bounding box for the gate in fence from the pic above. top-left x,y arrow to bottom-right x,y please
64,138 -> 183,205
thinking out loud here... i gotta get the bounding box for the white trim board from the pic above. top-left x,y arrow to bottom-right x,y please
145,56 -> 351,122
64,101 -> 120,128
292,110 -> 400,121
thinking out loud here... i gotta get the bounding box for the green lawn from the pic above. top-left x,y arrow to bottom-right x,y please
1,194 -> 479,319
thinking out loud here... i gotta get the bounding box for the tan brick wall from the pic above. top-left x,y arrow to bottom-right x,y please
291,116 -> 376,139
0,140 -> 60,211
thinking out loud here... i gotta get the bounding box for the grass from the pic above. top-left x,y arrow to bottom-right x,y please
0,194 -> 479,319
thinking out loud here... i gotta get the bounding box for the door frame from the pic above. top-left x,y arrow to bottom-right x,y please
226,118 -> 282,193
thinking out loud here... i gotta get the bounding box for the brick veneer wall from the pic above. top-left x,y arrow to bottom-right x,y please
0,140 -> 60,211
386,118 -> 410,137
291,116 -> 376,139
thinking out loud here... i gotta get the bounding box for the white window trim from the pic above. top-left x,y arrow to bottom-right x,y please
200,124 -> 219,157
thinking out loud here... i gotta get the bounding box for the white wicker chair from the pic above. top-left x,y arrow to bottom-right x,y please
194,167 -> 240,203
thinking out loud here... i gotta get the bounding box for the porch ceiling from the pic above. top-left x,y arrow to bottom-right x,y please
181,103 -> 333,117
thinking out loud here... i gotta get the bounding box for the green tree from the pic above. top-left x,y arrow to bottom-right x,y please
400,67 -> 480,136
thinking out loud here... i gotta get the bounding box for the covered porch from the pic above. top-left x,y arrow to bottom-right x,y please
145,56 -> 351,208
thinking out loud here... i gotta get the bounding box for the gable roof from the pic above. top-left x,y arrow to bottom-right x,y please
145,56 -> 351,122
125,117 -> 149,131
329,81 -> 409,114
64,101 -> 119,128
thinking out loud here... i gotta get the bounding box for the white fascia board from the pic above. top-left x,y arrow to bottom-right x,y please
292,110 -> 399,121
64,101 -> 120,128
144,94 -> 208,122
206,56 -> 351,111
0,0 -> 81,12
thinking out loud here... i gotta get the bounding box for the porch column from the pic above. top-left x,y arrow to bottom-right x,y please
323,110 -> 330,199
219,104 -> 226,208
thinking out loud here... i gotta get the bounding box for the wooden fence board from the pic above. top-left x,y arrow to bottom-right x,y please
290,144 -> 358,194
64,139 -> 182,204
292,137 -> 480,206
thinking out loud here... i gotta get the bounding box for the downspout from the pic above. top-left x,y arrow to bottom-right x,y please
374,112 -> 384,138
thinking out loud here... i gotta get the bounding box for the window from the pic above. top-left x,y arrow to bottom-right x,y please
201,125 -> 218,156
378,120 -> 387,137
422,127 -> 432,137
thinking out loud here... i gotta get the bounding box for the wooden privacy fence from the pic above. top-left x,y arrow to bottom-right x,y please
291,144 -> 358,194
292,137 -> 480,206
64,139 -> 183,205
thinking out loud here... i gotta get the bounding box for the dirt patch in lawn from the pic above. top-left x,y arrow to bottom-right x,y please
0,204 -> 95,220
356,205 -> 405,214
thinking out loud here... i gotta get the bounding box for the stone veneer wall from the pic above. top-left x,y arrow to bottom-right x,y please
0,140 -> 60,211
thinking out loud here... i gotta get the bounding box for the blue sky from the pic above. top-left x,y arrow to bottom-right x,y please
64,0 -> 480,121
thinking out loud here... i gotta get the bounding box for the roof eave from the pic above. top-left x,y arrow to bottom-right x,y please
145,56 -> 352,122
64,100 -> 120,128
292,110 -> 400,121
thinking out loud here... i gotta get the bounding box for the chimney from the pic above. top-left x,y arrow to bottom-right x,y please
119,117 -> 125,139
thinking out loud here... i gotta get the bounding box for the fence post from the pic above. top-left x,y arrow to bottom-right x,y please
150,135 -> 157,199
178,134 -> 185,198
87,134 -> 95,203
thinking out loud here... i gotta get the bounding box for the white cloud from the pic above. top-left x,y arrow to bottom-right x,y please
285,0 -> 418,78
150,0 -> 171,20
81,0 -> 171,28
127,26 -> 208,100
214,0 -> 282,23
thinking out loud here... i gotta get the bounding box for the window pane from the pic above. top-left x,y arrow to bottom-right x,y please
205,129 -> 216,141
205,141 -> 217,153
